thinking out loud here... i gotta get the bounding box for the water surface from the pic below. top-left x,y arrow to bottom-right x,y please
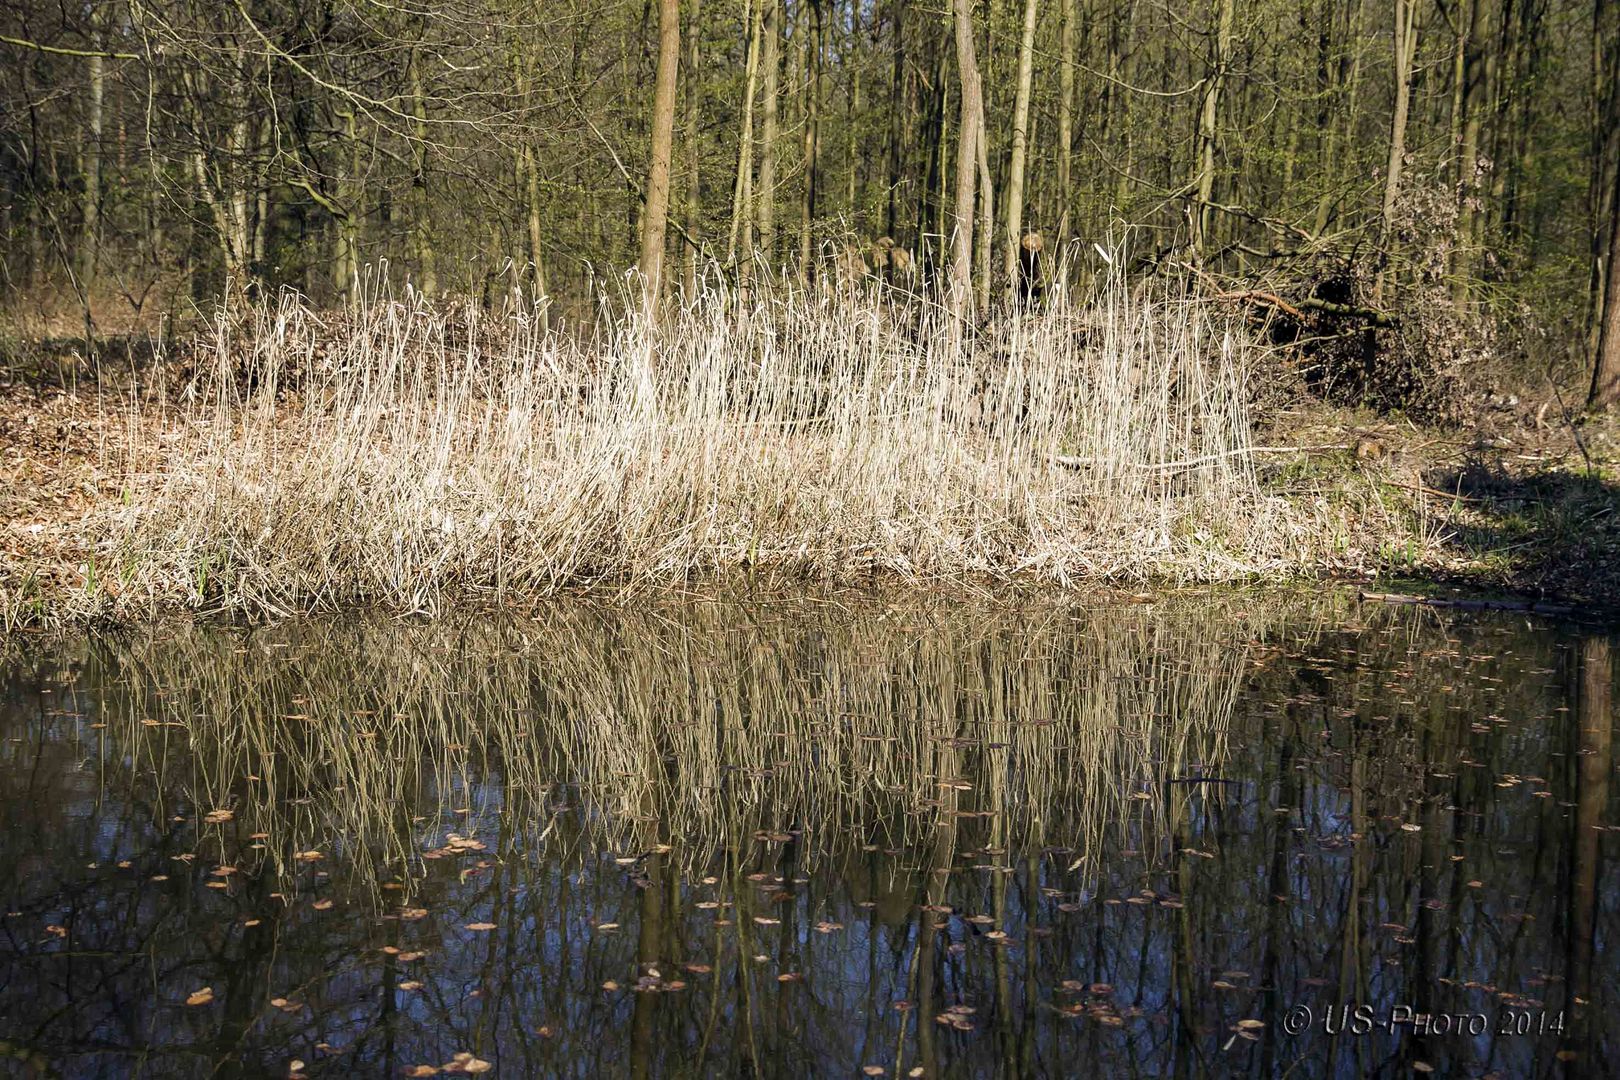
1,594 -> 1615,1077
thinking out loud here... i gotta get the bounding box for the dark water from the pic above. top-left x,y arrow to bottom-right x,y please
0,595 -> 1615,1078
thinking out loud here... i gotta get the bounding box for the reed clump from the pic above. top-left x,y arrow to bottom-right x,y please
107,270 -> 1323,617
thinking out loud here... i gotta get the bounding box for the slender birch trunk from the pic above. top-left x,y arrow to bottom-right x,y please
639,0 -> 682,316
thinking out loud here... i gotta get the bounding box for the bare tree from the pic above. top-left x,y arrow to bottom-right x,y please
1591,166 -> 1620,408
639,0 -> 682,315
1002,0 -> 1039,302
1375,0 -> 1418,302
949,0 -> 986,320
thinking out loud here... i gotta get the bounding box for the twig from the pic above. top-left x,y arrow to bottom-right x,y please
1052,444 -> 1349,472
1,34 -> 138,60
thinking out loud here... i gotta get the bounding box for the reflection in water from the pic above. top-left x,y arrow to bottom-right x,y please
0,595 -> 1615,1078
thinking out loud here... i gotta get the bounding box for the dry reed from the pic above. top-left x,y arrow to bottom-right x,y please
103,267 -> 1317,617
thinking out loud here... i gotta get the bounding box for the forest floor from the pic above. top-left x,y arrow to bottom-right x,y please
4,324 -> 1620,628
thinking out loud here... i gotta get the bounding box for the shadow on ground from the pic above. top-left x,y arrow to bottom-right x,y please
1424,456 -> 1620,610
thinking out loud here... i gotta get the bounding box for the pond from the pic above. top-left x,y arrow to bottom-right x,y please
0,593 -> 1614,1078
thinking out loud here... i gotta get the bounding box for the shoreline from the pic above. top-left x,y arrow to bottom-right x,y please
6,295 -> 1620,632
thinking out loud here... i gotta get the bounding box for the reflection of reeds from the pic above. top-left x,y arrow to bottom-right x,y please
65,595 -> 1283,900
106,270 -> 1280,620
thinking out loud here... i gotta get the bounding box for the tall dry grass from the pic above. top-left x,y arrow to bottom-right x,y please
109,267 -> 1312,616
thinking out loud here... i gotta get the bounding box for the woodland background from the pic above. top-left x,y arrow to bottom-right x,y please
2,0 -> 1618,400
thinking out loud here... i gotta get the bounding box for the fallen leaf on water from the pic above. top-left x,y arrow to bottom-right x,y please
465,922 -> 497,932
312,899 -> 333,911
203,809 -> 234,824
398,981 -> 424,991
185,987 -> 214,1006
405,1068 -> 439,1078
444,1052 -> 492,1075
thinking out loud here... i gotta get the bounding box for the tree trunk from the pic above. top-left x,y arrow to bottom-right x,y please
728,0 -> 762,274
682,0 -> 702,299
1191,0 -> 1234,259
758,0 -> 780,264
333,109 -> 360,303
81,32 -> 103,306
949,0 -> 985,321
974,104 -> 993,313
409,48 -> 436,295
639,0 -> 682,315
847,0 -> 861,214
799,0 -> 823,279
886,0 -> 907,241
1376,0 -> 1417,303
1453,0 -> 1489,307
1590,164 -> 1620,408
525,144 -> 550,332
1002,0 -> 1039,303
1587,0 -> 1620,356
1058,0 -> 1076,238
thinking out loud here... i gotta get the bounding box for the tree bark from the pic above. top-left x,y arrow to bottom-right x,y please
1376,0 -> 1417,303
1002,0 -> 1039,303
682,0 -> 702,299
409,47 -> 436,295
1058,0 -> 1076,238
847,0 -> 861,214
974,101 -> 993,313
639,0 -> 682,316
886,0 -> 906,240
757,0 -> 780,264
949,0 -> 985,321
728,0 -> 762,273
81,26 -> 103,306
1453,0 -> 1489,307
1587,0 -> 1620,356
799,0 -> 823,278
1590,163 -> 1620,408
1191,0 -> 1235,259
525,143 -> 550,331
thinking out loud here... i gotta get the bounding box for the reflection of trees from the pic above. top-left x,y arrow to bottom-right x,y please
0,598 -> 1613,1076
1564,636 -> 1613,1068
